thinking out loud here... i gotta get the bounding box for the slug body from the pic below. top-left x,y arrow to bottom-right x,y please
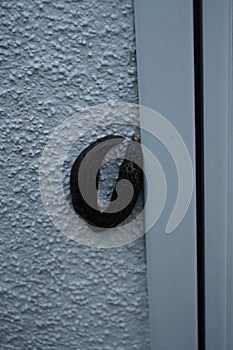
70,135 -> 143,229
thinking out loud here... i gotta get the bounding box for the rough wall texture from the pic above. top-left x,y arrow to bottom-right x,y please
0,0 -> 150,349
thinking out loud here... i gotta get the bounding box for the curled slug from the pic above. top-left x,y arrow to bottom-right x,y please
70,135 -> 143,229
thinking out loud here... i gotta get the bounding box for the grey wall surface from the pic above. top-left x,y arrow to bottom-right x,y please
0,1 -> 150,349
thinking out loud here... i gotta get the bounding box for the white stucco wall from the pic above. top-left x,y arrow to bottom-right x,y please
0,0 -> 150,349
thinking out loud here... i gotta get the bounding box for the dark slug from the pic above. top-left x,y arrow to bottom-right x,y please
70,135 -> 143,229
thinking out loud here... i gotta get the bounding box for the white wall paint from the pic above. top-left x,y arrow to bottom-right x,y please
0,1 -> 150,349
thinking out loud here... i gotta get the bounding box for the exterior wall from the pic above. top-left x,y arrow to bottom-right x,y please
0,1 -> 150,349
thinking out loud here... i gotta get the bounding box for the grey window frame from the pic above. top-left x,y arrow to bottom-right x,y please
203,0 -> 232,349
134,1 -> 198,349
134,0 -> 233,349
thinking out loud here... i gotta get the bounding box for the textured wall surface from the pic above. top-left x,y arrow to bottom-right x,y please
0,0 -> 150,349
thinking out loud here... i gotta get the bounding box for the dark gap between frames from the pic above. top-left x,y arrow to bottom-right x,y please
193,0 -> 206,349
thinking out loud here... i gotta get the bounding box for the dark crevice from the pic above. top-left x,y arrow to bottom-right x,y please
193,0 -> 206,349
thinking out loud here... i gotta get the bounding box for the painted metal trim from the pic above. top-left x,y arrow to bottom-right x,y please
202,0 -> 233,349
134,1 -> 198,349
